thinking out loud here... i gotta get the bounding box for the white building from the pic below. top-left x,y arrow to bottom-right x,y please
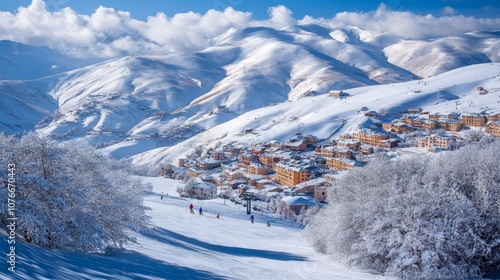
191,182 -> 217,199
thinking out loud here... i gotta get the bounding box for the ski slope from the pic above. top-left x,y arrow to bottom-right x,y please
0,177 -> 387,280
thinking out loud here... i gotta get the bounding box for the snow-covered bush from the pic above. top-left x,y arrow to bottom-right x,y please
463,129 -> 485,142
0,133 -> 151,252
306,141 -> 500,279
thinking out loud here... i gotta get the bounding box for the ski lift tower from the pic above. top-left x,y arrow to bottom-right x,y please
242,192 -> 254,214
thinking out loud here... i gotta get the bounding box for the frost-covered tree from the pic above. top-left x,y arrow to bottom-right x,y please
463,129 -> 485,142
306,141 -> 500,279
0,133 -> 151,252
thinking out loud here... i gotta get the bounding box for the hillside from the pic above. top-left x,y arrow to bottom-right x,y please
131,62 -> 500,167
0,27 -> 498,161
0,40 -> 97,80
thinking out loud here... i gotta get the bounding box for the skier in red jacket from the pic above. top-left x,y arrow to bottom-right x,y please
189,203 -> 194,214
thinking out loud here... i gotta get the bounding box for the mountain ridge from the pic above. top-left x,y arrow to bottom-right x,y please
0,26 -> 498,162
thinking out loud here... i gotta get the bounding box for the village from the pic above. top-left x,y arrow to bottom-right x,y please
159,88 -> 500,218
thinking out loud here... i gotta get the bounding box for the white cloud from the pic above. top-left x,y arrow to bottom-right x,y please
0,1 -> 498,58
302,4 -> 500,40
268,5 -> 296,28
442,6 -> 457,16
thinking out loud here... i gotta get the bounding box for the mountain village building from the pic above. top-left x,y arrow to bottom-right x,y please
273,162 -> 309,187
318,146 -> 352,159
486,121 -> 500,137
417,134 -> 455,149
247,163 -> 270,175
461,113 -> 487,127
351,129 -> 390,147
326,157 -> 364,171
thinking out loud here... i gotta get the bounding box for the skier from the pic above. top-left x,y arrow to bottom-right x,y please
250,215 -> 254,224
216,214 -> 220,219
199,207 -> 203,215
267,222 -> 271,227
189,203 -> 194,214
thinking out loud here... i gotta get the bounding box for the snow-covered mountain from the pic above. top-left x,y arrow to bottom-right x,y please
384,31 -> 500,78
0,40 -> 98,80
131,62 -> 500,167
0,26 -> 499,161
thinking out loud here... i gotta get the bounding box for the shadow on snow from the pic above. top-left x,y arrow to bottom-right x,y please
3,241 -> 227,280
145,227 -> 308,262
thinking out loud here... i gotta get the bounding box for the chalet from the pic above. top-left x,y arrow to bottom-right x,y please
400,115 -> 425,129
185,182 -> 217,199
429,112 -> 459,121
488,113 -> 500,122
323,174 -> 337,185
319,146 -> 352,159
247,163 -> 270,175
227,170 -> 245,181
197,158 -> 222,170
225,144 -> 245,155
159,164 -> 173,176
382,122 -> 394,132
407,107 -> 422,114
328,90 -> 344,98
178,158 -> 186,167
188,167 -> 206,177
284,134 -> 308,151
336,139 -> 361,151
417,134 -> 455,149
209,149 -> 226,160
380,139 -> 400,149
238,184 -> 254,195
485,121 -> 500,137
461,113 -> 487,127
258,153 -> 282,168
294,178 -> 325,196
282,196 -> 319,215
241,152 -> 258,165
360,145 -> 373,155
436,118 -> 463,132
314,186 -> 329,203
351,129 -> 390,147
392,122 -> 416,134
422,120 -> 438,130
302,134 -> 319,144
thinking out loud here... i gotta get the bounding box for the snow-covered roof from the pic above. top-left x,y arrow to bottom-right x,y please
194,182 -> 216,189
282,196 -> 319,206
336,139 -> 360,145
295,177 -> 325,188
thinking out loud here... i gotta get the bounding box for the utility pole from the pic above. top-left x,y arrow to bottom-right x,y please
297,122 -> 304,134
242,192 -> 254,214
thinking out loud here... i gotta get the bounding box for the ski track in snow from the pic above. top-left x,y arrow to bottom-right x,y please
0,176 -> 389,280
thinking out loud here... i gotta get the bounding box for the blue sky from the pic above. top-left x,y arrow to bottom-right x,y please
1,0 -> 499,19
0,0 -> 498,58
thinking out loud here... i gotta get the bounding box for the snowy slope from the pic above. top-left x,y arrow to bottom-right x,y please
131,63 -> 500,167
0,176 -> 386,280
0,78 -> 58,134
384,31 -> 500,78
23,27 -> 410,152
0,40 -> 97,80
0,26 -> 498,159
